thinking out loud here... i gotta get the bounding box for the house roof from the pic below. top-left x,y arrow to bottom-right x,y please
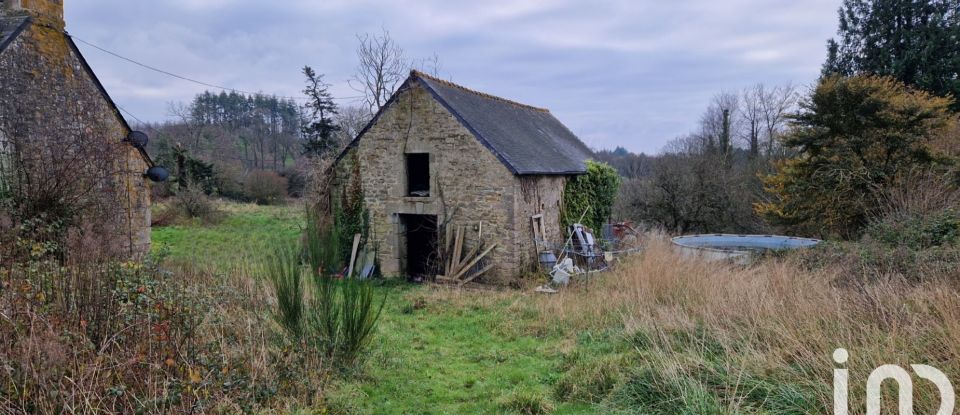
0,13 -> 155,166
341,71 -> 594,176
0,14 -> 29,54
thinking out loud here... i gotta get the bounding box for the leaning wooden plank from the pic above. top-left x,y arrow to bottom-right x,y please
446,227 -> 458,275
444,228 -> 454,275
347,233 -> 362,278
451,226 -> 464,272
452,242 -> 499,280
453,243 -> 481,277
459,264 -> 494,286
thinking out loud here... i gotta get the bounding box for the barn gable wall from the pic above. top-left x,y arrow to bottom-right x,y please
334,84 -> 571,282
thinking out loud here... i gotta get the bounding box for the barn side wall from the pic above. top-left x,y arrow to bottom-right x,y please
511,175 -> 568,273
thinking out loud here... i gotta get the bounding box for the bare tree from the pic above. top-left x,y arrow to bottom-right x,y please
758,83 -> 797,156
351,28 -> 409,115
698,92 -> 740,155
336,105 -> 373,144
741,85 -> 765,158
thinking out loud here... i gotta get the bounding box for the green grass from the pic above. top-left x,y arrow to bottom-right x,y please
151,201 -> 303,268
153,202 -> 600,413
325,286 -> 597,415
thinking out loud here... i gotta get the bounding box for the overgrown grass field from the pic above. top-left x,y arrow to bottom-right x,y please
152,201 -> 304,268
146,203 -> 960,414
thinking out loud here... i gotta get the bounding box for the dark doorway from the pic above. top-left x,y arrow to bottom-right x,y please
400,214 -> 438,277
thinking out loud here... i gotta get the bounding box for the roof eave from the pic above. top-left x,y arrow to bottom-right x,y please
516,170 -> 588,176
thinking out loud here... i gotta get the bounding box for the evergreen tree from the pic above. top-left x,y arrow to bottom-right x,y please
823,0 -> 960,109
757,75 -> 955,239
301,66 -> 341,158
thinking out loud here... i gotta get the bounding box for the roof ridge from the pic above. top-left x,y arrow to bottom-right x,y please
411,70 -> 550,113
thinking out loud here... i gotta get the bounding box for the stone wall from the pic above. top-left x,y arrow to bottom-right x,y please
511,175 -> 567,273
335,84 -> 516,281
0,11 -> 151,258
333,83 -> 573,283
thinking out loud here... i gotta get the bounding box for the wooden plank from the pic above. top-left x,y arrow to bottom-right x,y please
444,226 -> 454,276
347,233 -> 362,278
459,264 -> 494,286
453,244 -> 481,277
446,227 -> 458,275
452,242 -> 498,280
531,214 -> 545,252
451,226 -> 464,272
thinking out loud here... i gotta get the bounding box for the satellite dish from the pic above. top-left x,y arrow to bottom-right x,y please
126,131 -> 149,148
145,166 -> 170,183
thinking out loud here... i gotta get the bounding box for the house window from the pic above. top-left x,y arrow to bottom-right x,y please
406,153 -> 430,197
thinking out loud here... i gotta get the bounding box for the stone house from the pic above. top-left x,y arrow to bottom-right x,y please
0,0 -> 157,257
332,71 -> 593,283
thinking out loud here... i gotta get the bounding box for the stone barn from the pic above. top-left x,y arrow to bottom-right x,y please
332,71 -> 593,283
0,0 -> 158,258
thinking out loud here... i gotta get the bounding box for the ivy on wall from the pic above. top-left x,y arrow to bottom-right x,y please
562,160 -> 622,232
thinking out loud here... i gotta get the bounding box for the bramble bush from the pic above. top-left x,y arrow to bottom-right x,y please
1,246 -> 328,413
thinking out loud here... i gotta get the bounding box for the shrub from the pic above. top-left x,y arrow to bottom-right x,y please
0,254 -> 325,413
281,167 -> 307,198
265,242 -> 305,337
244,170 -> 288,205
266,211 -> 385,368
170,185 -> 220,223
868,210 -> 960,250
562,160 -> 621,231
333,277 -> 385,364
214,163 -> 246,201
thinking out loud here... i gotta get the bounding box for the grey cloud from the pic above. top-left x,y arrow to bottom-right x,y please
65,0 -> 840,153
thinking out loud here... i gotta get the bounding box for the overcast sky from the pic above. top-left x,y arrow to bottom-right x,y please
65,0 -> 841,154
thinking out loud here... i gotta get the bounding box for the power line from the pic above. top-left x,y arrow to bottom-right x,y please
69,33 -> 365,103
115,104 -> 148,126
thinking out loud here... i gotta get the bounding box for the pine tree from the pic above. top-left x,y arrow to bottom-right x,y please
823,0 -> 960,109
301,66 -> 341,158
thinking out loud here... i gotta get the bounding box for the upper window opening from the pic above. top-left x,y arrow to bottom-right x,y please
406,153 -> 430,197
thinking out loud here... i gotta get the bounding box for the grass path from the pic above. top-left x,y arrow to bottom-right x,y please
329,287 -> 595,414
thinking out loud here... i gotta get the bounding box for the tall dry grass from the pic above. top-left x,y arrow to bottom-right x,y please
537,235 -> 960,413
0,257 -> 328,414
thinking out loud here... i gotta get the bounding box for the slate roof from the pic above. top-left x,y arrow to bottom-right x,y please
342,71 -> 594,175
0,14 -> 29,54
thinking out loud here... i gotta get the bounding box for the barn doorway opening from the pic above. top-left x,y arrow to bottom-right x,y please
400,214 -> 438,278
